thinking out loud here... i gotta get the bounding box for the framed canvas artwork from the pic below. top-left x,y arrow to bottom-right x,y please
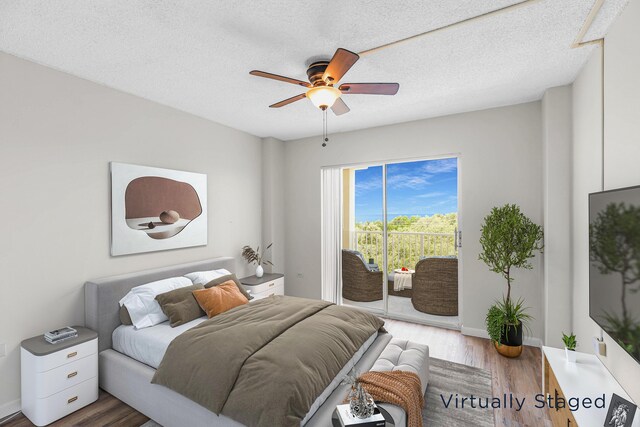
604,393 -> 637,427
111,162 -> 207,256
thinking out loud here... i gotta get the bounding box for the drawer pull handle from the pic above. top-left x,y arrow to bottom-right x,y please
268,283 -> 275,287
68,396 -> 78,404
67,371 -> 78,379
67,351 -> 77,359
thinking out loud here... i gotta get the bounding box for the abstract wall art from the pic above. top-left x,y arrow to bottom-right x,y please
111,162 -> 207,256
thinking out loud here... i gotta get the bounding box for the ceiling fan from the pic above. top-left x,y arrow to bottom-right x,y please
250,48 -> 399,116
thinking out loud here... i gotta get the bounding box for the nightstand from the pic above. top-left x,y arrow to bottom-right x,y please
21,326 -> 98,426
240,273 -> 284,300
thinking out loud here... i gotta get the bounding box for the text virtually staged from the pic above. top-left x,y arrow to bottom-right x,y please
440,393 -> 607,412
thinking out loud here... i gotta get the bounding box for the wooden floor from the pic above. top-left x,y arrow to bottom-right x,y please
6,319 -> 551,427
384,318 -> 552,427
3,390 -> 148,426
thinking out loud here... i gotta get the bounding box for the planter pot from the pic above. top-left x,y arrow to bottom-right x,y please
495,322 -> 523,358
565,348 -> 577,363
255,265 -> 264,278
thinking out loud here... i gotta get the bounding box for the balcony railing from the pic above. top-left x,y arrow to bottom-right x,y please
351,230 -> 457,271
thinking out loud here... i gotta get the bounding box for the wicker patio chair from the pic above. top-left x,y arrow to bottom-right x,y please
341,250 -> 383,302
411,257 -> 458,315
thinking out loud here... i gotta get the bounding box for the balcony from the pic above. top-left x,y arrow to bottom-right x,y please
351,230 -> 458,271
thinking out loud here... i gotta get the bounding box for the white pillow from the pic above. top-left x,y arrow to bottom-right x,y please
119,277 -> 192,329
184,269 -> 232,285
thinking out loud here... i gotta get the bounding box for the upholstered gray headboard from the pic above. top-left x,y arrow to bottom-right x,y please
85,257 -> 236,352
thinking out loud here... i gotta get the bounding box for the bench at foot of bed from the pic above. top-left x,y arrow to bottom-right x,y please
306,336 -> 430,427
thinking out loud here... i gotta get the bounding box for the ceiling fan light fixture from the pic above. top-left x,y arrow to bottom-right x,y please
306,86 -> 341,109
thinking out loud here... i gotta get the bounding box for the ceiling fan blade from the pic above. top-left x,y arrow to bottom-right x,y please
322,48 -> 359,84
331,98 -> 350,116
269,93 -> 307,108
339,83 -> 399,95
250,70 -> 311,88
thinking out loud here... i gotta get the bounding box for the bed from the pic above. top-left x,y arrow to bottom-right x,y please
85,257 -> 428,426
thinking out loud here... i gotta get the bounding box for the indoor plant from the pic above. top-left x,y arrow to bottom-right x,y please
241,243 -> 273,278
562,332 -> 577,363
480,204 -> 544,357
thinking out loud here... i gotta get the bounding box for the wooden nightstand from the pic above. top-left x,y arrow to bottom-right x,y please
240,273 -> 284,300
21,326 -> 98,426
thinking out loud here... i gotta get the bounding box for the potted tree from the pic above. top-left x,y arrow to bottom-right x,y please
480,204 -> 544,358
562,332 -> 577,363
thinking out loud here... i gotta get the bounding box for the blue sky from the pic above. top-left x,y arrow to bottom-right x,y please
354,158 -> 458,222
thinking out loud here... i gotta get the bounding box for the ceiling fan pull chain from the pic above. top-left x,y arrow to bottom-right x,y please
322,108 -> 328,147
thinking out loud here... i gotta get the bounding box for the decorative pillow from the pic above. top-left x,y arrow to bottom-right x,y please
119,277 -> 192,329
184,269 -> 231,286
155,284 -> 205,327
192,281 -> 249,318
204,273 -> 252,300
119,305 -> 133,326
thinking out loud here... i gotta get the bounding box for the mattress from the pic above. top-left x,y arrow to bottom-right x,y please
112,317 -> 206,369
112,317 -> 377,425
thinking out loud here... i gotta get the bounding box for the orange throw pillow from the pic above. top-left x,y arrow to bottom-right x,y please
192,280 -> 249,317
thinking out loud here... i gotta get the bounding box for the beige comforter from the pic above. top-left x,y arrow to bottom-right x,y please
152,295 -> 384,426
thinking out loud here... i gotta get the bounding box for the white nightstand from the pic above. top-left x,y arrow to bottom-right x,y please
240,273 -> 285,300
21,327 -> 98,426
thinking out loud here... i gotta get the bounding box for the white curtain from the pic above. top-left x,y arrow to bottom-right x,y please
320,167 -> 342,303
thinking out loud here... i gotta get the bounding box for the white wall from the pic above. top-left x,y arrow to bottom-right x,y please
261,137 -> 286,274
604,0 -> 640,190
571,0 -> 640,404
541,86 -> 573,348
0,52 -> 263,416
571,48 -> 603,365
284,102 -> 544,341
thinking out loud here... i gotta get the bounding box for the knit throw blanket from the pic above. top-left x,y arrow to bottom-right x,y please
358,370 -> 424,427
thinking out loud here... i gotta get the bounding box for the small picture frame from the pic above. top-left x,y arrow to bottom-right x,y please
604,393 -> 637,427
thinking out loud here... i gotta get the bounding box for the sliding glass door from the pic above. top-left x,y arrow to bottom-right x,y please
340,165 -> 386,313
338,157 -> 460,327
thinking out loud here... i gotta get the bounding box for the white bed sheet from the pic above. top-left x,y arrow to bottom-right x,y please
112,316 -> 207,369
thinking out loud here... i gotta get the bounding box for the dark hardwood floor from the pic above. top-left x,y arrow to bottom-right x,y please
5,319 -> 550,427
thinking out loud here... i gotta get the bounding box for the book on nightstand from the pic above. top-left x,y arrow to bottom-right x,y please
336,404 -> 386,427
44,326 -> 77,344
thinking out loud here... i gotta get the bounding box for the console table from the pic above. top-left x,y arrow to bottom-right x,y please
542,346 -> 640,427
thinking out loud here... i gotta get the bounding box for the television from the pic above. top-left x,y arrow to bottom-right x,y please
589,185 -> 640,363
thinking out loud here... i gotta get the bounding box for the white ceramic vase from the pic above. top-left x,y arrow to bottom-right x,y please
256,265 -> 264,278
565,347 -> 577,363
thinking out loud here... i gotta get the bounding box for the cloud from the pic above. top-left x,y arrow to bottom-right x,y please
356,158 -> 457,193
355,178 -> 382,192
415,191 -> 446,199
386,173 -> 433,189
422,158 -> 457,174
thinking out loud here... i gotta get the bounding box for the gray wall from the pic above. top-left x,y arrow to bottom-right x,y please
283,102 -> 544,341
261,137 -> 286,274
541,86 -> 573,348
572,0 -> 640,403
0,52 -> 263,414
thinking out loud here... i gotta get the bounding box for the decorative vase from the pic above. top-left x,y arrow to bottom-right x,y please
348,383 -> 375,419
256,265 -> 264,278
565,348 -> 577,363
495,322 -> 524,358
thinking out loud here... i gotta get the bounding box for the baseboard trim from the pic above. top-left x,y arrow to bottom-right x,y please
461,326 -> 542,347
0,398 -> 21,421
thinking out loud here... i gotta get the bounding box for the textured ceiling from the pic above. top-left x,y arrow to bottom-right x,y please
0,0 -> 629,141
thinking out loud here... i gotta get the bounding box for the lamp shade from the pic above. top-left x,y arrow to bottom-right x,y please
306,86 -> 341,109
